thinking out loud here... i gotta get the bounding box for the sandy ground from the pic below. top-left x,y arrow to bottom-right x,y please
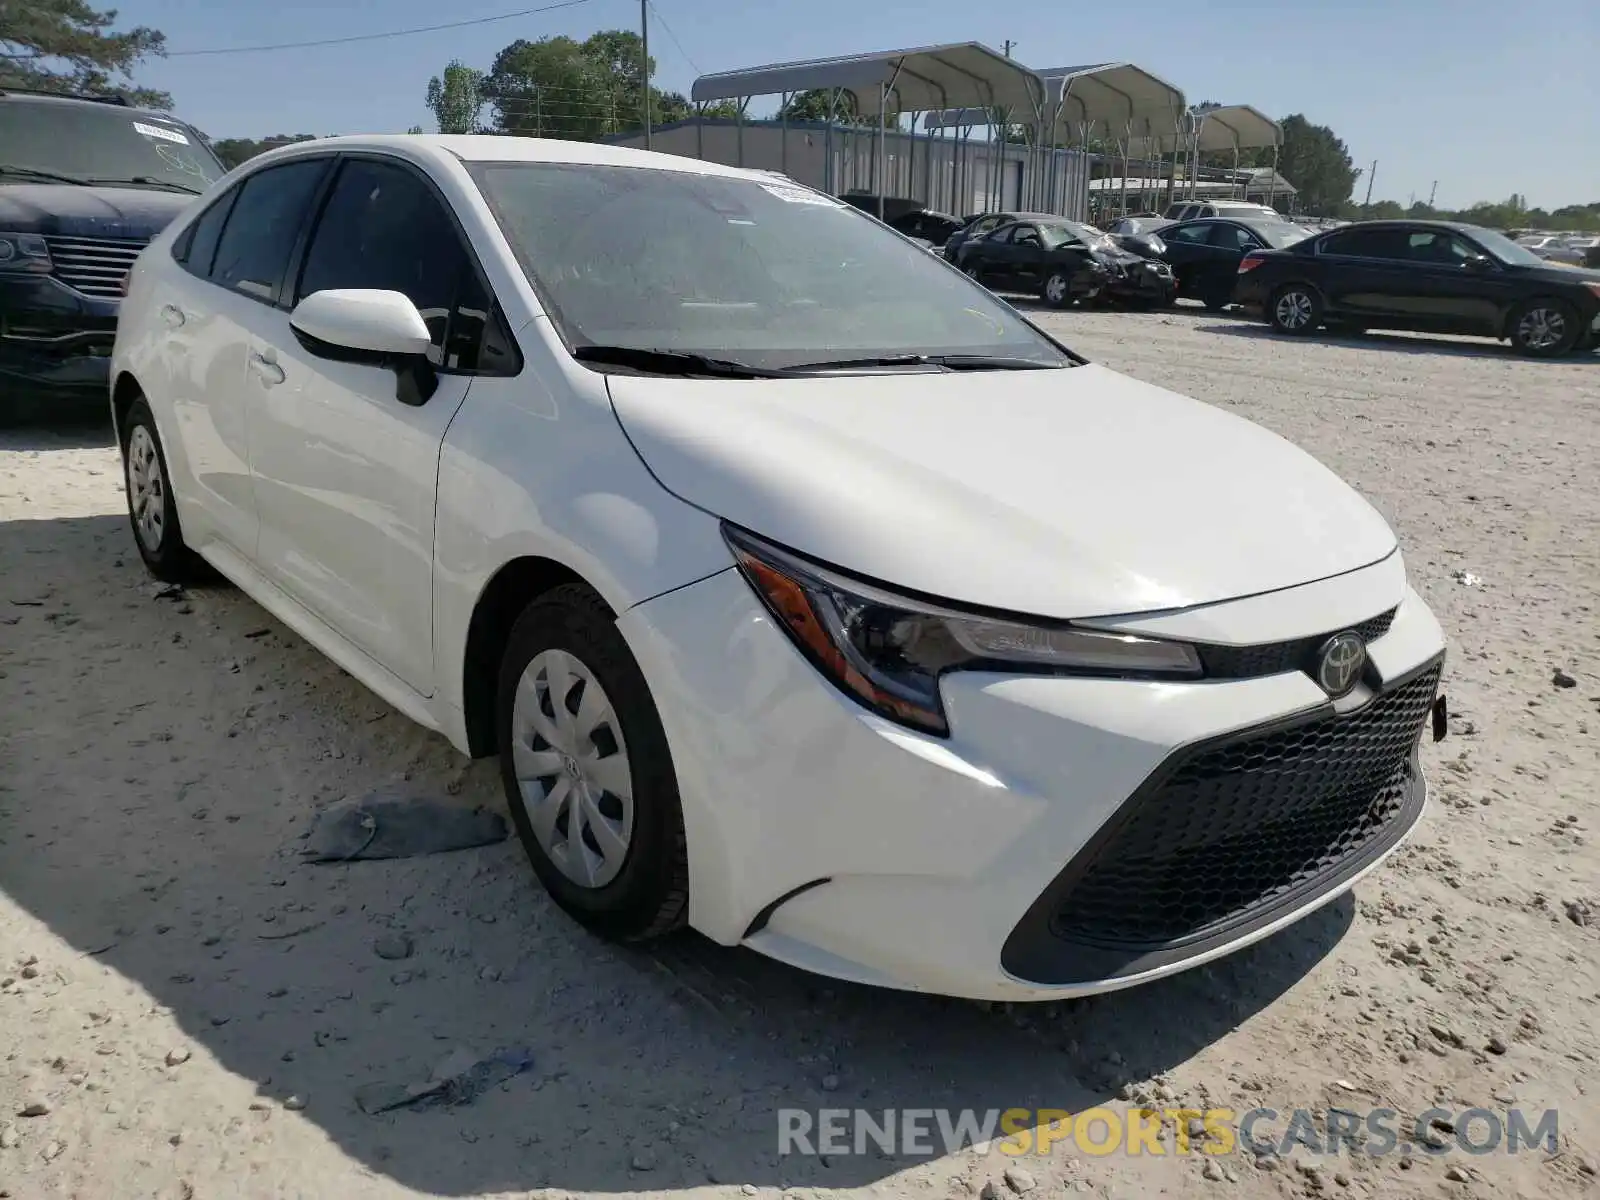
2,308 -> 1598,1200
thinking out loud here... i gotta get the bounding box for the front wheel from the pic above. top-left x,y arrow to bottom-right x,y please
1508,299 -> 1580,357
1269,284 -> 1323,335
496,583 -> 688,942
121,397 -> 207,582
1041,270 -> 1075,309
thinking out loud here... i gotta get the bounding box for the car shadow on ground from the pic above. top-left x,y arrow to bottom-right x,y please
1198,320 -> 1600,362
0,417 -> 116,453
0,511 -> 1355,1196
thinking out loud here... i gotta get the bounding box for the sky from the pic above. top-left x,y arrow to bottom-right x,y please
114,0 -> 1599,212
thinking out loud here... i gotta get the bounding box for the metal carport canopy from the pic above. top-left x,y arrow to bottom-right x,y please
690,42 -> 1049,116
1041,63 -> 1187,140
921,62 -> 1186,141
1189,104 -> 1281,151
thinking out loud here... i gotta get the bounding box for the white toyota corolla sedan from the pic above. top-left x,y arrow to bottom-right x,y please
110,135 -> 1448,1002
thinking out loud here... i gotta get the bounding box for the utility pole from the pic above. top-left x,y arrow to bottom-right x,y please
1428,180 -> 1437,208
1003,40 -> 1014,56
1363,159 -> 1376,207
641,0 -> 652,149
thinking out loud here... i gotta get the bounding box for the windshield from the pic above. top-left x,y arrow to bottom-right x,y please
470,163 -> 1074,371
1040,219 -> 1111,250
0,100 -> 224,192
1464,225 -> 1549,267
1255,222 -> 1313,248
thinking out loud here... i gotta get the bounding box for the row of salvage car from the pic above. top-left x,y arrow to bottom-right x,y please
847,194 -> 1600,357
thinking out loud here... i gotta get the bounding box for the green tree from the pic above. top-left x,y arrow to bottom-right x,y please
210,134 -> 317,169
0,0 -> 170,107
478,29 -> 686,140
425,60 -> 484,134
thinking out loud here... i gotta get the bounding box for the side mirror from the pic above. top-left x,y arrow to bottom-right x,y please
289,289 -> 438,405
1463,253 -> 1493,271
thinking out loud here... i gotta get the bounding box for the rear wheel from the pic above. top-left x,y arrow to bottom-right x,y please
120,398 -> 207,582
1041,270 -> 1074,309
1508,299 -> 1580,357
1269,284 -> 1323,335
495,583 -> 688,942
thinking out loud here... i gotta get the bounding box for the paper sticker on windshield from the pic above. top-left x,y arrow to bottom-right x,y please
134,121 -> 190,145
760,183 -> 839,206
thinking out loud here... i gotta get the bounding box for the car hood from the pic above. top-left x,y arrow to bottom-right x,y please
0,184 -> 193,239
607,363 -> 1398,619
1510,261 -> 1600,285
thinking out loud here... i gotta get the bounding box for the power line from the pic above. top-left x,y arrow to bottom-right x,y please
646,0 -> 701,77
168,0 -> 595,58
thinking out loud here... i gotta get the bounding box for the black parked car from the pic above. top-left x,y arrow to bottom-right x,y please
1155,217 -> 1311,310
942,210 -> 1052,263
1235,220 -> 1600,356
886,209 -> 964,247
953,218 -> 1110,307
1,88 -> 225,421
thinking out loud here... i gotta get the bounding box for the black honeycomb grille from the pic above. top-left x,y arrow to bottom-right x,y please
1197,608 -> 1397,681
1050,663 -> 1439,950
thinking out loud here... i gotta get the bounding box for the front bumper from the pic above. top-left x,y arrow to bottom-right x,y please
1,274 -> 119,414
617,558 -> 1446,1002
1104,261 -> 1177,303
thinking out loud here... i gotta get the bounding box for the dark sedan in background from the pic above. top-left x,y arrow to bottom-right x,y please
1155,216 -> 1312,309
1236,220 -> 1600,356
954,218 -> 1110,307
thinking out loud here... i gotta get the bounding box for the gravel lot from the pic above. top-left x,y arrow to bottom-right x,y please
2,307 -> 1597,1200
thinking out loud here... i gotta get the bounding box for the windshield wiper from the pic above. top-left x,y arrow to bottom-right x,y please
782,353 -> 1060,373
571,344 -> 788,379
0,164 -> 88,185
87,175 -> 203,194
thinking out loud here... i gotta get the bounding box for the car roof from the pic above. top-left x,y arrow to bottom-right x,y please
0,89 -> 184,124
242,133 -> 789,185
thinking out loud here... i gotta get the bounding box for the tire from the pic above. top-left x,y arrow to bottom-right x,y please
495,583 -> 688,943
120,397 -> 207,582
1269,283 -> 1323,335
962,261 -> 985,284
1041,269 -> 1074,309
1508,299 -> 1580,357
1203,294 -> 1231,313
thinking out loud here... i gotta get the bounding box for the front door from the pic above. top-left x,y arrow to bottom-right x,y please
246,155 -> 492,695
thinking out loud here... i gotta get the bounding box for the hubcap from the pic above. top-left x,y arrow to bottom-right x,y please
1045,275 -> 1066,302
510,648 -> 634,889
1275,291 -> 1313,329
126,425 -> 166,551
1517,307 -> 1565,350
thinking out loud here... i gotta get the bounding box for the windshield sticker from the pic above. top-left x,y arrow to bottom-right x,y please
134,121 -> 190,145
760,183 -> 839,206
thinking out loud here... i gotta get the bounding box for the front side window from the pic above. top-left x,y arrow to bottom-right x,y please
0,99 -> 224,194
471,163 -> 1074,370
297,158 -> 472,358
210,159 -> 329,302
1166,223 -> 1212,245
1458,225 -> 1546,267
1209,224 -> 1260,251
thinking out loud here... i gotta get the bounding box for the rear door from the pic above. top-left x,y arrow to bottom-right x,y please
1314,226 -> 1415,320
159,157 -> 333,560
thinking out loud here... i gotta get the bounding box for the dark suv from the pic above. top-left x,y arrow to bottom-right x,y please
1,89 -> 226,419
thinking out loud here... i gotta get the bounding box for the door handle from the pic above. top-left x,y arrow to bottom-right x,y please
248,351 -> 285,386
160,304 -> 186,329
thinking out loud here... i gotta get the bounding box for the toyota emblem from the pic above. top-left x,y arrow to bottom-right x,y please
1315,632 -> 1367,697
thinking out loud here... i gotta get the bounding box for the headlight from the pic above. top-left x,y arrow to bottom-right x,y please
0,233 -> 52,273
723,524 -> 1202,736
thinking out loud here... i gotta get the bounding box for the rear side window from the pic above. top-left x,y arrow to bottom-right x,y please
1321,227 -> 1409,260
296,157 -> 515,374
210,158 -> 329,303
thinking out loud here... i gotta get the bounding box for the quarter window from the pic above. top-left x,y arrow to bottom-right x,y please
209,159 -> 329,303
